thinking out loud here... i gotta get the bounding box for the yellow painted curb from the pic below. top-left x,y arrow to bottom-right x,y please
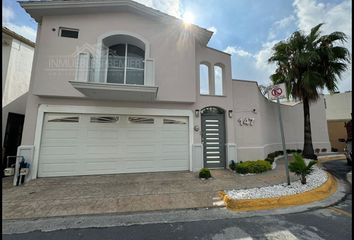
222,173 -> 337,212
317,155 -> 346,162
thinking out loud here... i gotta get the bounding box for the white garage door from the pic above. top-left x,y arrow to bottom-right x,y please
38,113 -> 189,177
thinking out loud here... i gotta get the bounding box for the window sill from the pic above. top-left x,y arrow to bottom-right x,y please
200,94 -> 227,97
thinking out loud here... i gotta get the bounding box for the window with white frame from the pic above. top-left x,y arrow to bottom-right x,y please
107,44 -> 145,85
199,64 -> 209,94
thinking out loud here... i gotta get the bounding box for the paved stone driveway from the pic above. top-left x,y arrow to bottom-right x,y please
2,159 -> 297,219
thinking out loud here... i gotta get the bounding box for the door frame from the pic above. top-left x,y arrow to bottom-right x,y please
3,112 -> 25,168
201,106 -> 226,169
32,104 -> 194,179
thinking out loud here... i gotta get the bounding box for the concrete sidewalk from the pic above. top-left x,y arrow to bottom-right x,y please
2,159 -> 297,220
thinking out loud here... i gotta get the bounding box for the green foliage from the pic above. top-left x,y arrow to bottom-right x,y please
235,160 -> 272,174
264,157 -> 274,164
229,160 -> 236,171
199,168 -> 212,179
268,23 -> 350,158
288,153 -> 317,184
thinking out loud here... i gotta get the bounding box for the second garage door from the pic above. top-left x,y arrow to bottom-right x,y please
38,113 -> 189,177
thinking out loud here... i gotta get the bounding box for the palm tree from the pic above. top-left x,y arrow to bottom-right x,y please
268,23 -> 350,159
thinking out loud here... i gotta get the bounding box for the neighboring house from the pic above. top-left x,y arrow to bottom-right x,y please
19,0 -> 330,180
2,27 -> 35,169
324,91 -> 352,152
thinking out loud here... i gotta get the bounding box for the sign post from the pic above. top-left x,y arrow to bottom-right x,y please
268,83 -> 290,185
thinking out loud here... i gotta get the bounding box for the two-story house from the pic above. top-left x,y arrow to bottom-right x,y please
19,0 -> 330,180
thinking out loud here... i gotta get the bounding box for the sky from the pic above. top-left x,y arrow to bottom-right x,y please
2,0 -> 352,93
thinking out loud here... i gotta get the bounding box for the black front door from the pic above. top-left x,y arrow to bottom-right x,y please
2,113 -> 25,171
201,107 -> 226,168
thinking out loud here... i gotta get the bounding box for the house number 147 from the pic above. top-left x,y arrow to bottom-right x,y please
238,117 -> 255,126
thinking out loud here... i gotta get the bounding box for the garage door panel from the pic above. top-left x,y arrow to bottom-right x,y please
85,145 -> 118,154
40,146 -> 78,155
42,130 -> 79,139
87,130 -> 118,139
41,139 -> 78,147
38,163 -> 80,176
126,131 -> 155,140
38,113 -> 189,177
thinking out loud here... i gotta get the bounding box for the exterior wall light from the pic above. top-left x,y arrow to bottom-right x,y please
252,109 -> 257,114
228,110 -> 233,118
195,109 -> 200,117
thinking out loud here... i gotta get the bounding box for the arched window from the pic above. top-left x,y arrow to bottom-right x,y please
214,65 -> 223,95
199,64 -> 209,94
101,34 -> 146,85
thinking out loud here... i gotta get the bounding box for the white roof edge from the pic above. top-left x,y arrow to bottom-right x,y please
19,0 -> 213,45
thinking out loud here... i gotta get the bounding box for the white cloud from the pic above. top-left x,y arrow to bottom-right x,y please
293,0 -> 352,92
2,5 -> 37,42
134,0 -> 182,17
254,40 -> 279,78
268,15 -> 295,40
3,6 -> 14,23
207,26 -> 217,34
224,46 -> 252,57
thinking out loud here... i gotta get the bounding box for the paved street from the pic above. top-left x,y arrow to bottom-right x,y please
3,160 -> 352,240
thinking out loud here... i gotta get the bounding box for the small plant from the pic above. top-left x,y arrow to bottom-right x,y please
288,153 -> 317,184
235,160 -> 272,174
199,168 -> 212,179
321,148 -> 327,152
229,160 -> 236,171
296,149 -> 302,153
315,148 -> 320,153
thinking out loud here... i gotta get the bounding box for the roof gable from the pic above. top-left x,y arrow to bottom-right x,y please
19,0 -> 213,46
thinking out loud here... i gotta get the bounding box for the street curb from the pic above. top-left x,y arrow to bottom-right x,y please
220,173 -> 337,212
317,154 -> 346,162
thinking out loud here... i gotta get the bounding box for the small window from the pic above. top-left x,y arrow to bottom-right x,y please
59,27 -> 79,39
214,65 -> 223,96
48,116 -> 79,123
90,116 -> 119,123
128,117 -> 154,124
200,64 -> 209,94
163,118 -> 187,124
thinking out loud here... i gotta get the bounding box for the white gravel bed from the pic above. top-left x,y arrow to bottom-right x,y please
227,160 -> 328,200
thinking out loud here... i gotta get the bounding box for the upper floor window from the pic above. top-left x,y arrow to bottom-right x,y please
214,65 -> 223,96
107,45 -> 145,85
199,64 -> 209,94
59,27 -> 79,39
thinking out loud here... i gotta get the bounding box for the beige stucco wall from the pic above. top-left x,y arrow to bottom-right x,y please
232,80 -> 331,162
324,92 -> 352,121
327,120 -> 347,152
30,12 -> 196,103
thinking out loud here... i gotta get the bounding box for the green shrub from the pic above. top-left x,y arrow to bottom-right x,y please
288,153 -> 317,184
229,160 -> 236,171
275,150 -> 284,156
296,149 -> 302,153
264,157 -> 274,164
199,168 -> 212,179
287,149 -> 297,154
235,160 -> 272,174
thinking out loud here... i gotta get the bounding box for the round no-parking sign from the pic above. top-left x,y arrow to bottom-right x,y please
268,83 -> 286,100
